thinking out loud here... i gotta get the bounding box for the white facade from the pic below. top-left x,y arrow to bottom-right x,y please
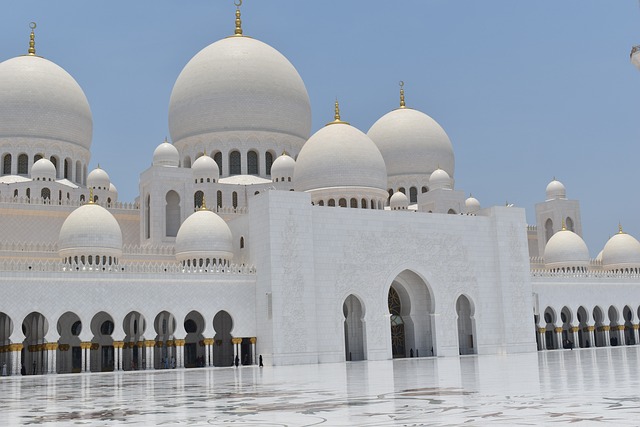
0,6 -> 639,377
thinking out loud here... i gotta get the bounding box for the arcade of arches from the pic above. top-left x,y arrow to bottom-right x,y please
537,304 -> 640,351
0,310 -> 257,376
343,270 -> 477,361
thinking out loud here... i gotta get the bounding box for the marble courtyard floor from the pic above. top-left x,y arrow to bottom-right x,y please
2,346 -> 640,426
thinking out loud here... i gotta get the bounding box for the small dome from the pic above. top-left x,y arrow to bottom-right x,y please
429,168 -> 452,190
294,121 -> 387,193
465,195 -> 481,213
192,154 -> 220,182
367,107 -> 454,178
152,140 -> 179,167
109,183 -> 118,195
271,152 -> 295,183
59,202 -> 123,262
544,228 -> 590,270
546,179 -> 566,200
87,167 -> 110,190
390,191 -> 409,210
601,227 -> 640,271
31,158 -> 56,181
175,208 -> 234,264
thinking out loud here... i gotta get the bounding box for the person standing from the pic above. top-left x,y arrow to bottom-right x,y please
259,355 -> 263,368
1,363 -> 6,376
234,355 -> 239,367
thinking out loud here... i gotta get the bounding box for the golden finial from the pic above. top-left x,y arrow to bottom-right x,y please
27,22 -> 37,56
326,99 -> 350,126
619,223 -> 624,234
204,149 -> 207,157
201,194 -> 207,210
164,136 -> 169,144
281,150 -> 288,156
561,218 -> 566,231
88,187 -> 94,205
234,0 -> 243,36
399,81 -> 406,108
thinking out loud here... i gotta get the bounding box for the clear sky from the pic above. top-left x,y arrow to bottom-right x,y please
2,0 -> 639,255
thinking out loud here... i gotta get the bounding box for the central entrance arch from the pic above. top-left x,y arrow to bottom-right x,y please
387,270 -> 435,358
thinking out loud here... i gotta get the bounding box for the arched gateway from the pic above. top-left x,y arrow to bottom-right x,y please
387,270 -> 435,358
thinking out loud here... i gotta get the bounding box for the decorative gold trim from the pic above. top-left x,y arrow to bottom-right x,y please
8,343 -> 23,352
166,340 -> 175,347
537,327 -> 546,334
233,0 -> 243,36
249,337 -> 257,344
634,324 -> 640,330
113,341 -> 125,349
617,325 -> 626,331
90,343 -> 99,351
80,342 -> 92,350
554,327 -> 563,333
587,326 -> 595,332
45,343 -> 58,351
325,100 -> 350,126
174,339 -> 185,347
231,337 -> 243,345
28,22 -> 37,56
399,80 -> 406,108
570,327 -> 579,333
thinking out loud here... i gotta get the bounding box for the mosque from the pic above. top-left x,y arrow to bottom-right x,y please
1,4 -> 639,377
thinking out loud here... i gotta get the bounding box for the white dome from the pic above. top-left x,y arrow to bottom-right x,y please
271,152 -> 295,182
544,228 -> 590,270
31,158 -> 56,181
429,168 -> 452,190
175,209 -> 234,263
294,122 -> 387,193
546,179 -> 566,200
87,167 -> 110,190
168,36 -> 311,148
59,202 -> 123,261
632,45 -> 640,71
367,107 -> 454,178
109,183 -> 118,195
0,55 -> 92,150
601,228 -> 640,271
152,140 -> 179,167
192,155 -> 220,181
465,195 -> 481,213
390,191 -> 409,210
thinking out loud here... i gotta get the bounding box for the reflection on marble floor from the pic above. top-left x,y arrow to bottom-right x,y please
2,346 -> 640,426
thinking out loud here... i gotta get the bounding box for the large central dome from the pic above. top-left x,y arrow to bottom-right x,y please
0,55 -> 92,150
168,36 -> 312,148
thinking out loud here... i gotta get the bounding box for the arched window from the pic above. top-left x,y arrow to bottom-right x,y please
229,151 -> 241,175
194,191 -> 204,209
410,187 -> 417,203
165,190 -> 181,237
232,191 -> 238,208
387,189 -> 393,200
217,190 -> 222,208
339,198 -> 347,208
361,198 -> 367,209
318,200 -> 324,206
240,236 -> 245,249
328,199 -> 335,207
247,151 -> 258,175
75,161 -> 82,183
83,164 -> 87,185
183,156 -> 191,168
265,151 -> 274,175
50,156 -> 58,178
13,189 -> 18,198
80,194 -> 85,202
63,158 -> 71,179
545,218 -> 553,243
398,187 -> 406,195
566,217 -> 574,232
145,195 -> 151,239
18,154 -> 28,175
422,186 -> 428,193
34,154 -> 43,163
213,152 -> 222,175
350,198 -> 357,208
2,154 -> 11,175
447,208 -> 456,214
41,188 -> 50,199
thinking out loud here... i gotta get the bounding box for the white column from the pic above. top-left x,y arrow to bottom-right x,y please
9,345 -> 22,376
81,342 -> 91,373
603,327 -> 611,347
175,340 -> 184,368
47,344 -> 57,374
251,337 -> 256,365
554,328 -> 563,350
145,341 -> 154,370
114,342 -> 123,371
571,327 -> 579,349
537,328 -> 546,350
634,325 -> 640,345
205,340 -> 211,367
587,326 -> 595,348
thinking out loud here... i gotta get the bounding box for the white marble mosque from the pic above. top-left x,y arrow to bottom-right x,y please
1,2 -> 640,388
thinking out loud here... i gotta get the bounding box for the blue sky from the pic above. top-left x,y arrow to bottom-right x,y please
2,0 -> 639,255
